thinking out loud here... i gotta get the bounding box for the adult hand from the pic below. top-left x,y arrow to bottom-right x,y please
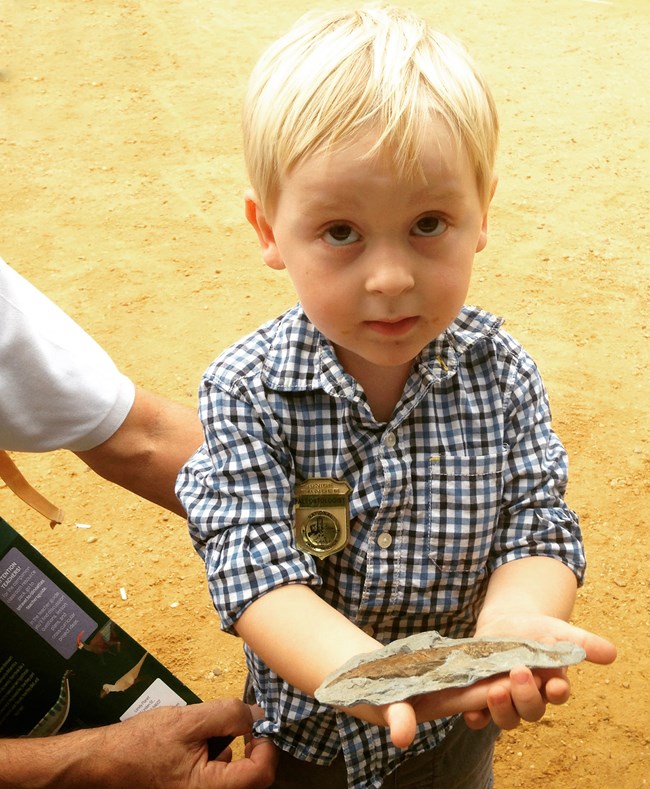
112,698 -> 278,788
0,698 -> 278,789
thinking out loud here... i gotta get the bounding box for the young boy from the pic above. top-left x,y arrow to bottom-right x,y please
178,6 -> 616,788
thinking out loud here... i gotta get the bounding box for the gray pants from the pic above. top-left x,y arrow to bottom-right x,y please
268,718 -> 500,788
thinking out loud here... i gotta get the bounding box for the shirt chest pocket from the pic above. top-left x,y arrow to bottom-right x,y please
426,448 -> 506,574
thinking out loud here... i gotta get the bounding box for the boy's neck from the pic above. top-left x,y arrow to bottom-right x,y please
364,373 -> 410,422
336,349 -> 413,423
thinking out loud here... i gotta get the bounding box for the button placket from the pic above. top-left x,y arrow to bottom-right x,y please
359,425 -> 404,613
375,429 -> 401,553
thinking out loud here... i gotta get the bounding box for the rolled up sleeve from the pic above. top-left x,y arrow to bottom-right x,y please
177,376 -> 321,634
490,349 -> 586,584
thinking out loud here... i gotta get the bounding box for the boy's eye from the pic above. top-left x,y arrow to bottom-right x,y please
323,223 -> 360,246
412,216 -> 447,237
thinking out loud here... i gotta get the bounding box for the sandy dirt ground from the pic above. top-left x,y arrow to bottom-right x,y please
1,0 -> 648,785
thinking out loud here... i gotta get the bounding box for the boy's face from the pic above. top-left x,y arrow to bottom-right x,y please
246,117 -> 492,382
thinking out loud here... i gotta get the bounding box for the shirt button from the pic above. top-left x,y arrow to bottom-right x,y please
377,532 -> 393,549
384,432 -> 397,448
361,624 -> 375,636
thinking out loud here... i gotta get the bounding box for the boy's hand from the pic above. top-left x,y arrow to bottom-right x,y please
462,665 -> 551,730
463,613 -> 617,730
368,615 -> 616,747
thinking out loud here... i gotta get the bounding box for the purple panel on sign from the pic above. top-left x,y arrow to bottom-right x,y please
0,547 -> 97,659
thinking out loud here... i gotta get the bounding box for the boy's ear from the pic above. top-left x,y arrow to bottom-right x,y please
244,189 -> 285,270
475,174 -> 498,253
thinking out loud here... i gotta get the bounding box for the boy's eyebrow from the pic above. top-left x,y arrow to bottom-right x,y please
409,183 -> 468,204
299,184 -> 468,214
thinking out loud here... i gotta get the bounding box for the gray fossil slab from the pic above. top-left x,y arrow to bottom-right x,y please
315,631 -> 586,707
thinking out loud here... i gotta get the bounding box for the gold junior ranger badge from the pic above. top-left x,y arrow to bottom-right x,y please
294,478 -> 351,559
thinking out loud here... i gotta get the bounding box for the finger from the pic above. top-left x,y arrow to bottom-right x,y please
463,708 -> 492,730
508,666 -> 546,722
245,740 -> 280,789
244,736 -> 271,759
208,740 -> 278,789
412,678 -> 492,721
486,679 -> 520,730
215,747 -> 234,764
384,702 -> 417,749
248,703 -> 266,722
543,674 -> 571,705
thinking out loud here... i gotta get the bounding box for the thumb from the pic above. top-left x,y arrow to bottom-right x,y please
541,620 -> 617,666
187,698 -> 255,739
569,628 -> 617,665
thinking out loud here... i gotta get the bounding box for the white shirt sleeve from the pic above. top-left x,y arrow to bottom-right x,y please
0,259 -> 136,452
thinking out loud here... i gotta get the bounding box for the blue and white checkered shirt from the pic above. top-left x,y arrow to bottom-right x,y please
178,303 -> 585,789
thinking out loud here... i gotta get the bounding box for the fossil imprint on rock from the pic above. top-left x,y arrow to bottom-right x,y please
315,631 -> 586,707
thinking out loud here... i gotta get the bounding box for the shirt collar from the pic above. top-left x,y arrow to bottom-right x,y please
261,303 -> 504,394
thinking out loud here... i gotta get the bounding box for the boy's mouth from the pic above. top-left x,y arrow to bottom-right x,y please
364,316 -> 418,336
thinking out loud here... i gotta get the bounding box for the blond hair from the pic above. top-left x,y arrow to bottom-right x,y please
242,4 -> 499,213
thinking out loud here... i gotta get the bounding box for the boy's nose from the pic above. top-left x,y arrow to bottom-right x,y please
364,246 -> 416,296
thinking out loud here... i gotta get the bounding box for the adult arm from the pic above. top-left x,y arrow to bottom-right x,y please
75,386 -> 203,517
0,698 -> 277,789
1,261 -> 202,514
